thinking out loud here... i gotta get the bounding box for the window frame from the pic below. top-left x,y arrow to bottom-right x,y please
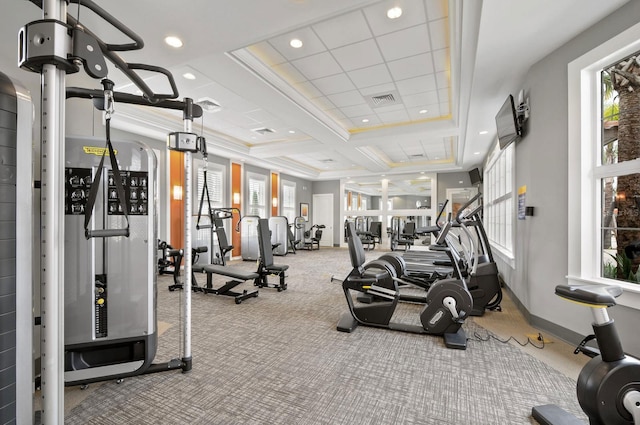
281,179 -> 296,223
567,20 -> 640,306
248,172 -> 267,218
484,141 -> 516,267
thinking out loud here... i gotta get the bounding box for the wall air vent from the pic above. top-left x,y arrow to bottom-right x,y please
252,127 -> 275,135
365,90 -> 401,108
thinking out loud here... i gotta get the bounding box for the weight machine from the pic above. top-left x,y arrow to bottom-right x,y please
18,0 -> 200,421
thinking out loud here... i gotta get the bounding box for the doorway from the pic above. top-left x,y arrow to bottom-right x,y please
445,187 -> 479,220
312,193 -> 334,247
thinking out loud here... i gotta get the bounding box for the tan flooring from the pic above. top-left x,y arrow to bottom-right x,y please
474,290 -> 590,380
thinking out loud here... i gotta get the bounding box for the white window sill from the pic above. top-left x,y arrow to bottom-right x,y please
492,245 -> 515,270
566,275 -> 640,310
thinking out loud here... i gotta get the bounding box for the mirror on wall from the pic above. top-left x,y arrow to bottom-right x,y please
344,172 -> 434,212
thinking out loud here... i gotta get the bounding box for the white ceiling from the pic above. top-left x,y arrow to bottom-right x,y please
0,0 -> 630,189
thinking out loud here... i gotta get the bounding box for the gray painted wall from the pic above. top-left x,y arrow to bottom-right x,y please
436,171 -> 477,201
312,180 -> 341,245
499,0 -> 640,356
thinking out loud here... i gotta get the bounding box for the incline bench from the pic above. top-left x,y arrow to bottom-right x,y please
167,246 -> 259,304
192,263 -> 259,304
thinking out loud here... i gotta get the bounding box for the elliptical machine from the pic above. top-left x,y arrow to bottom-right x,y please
337,222 -> 473,349
532,284 -> 640,425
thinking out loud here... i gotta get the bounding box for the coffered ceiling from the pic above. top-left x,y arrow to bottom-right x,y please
0,0 -> 630,189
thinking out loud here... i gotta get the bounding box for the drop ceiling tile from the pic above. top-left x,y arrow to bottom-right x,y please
363,1 -> 427,37
436,71 -> 449,89
294,81 -> 323,98
359,82 -> 397,96
244,109 -> 277,124
438,88 -> 449,103
433,48 -> 449,72
377,109 -> 410,123
249,42 -> 286,66
269,27 -> 326,61
325,108 -> 347,120
377,25 -> 432,62
338,118 -> 355,128
292,51 -> 342,80
312,10 -> 372,49
387,53 -> 435,81
402,91 -> 440,108
341,103 -> 374,118
347,64 -> 393,89
223,112 -> 262,128
332,39 -> 384,72
312,73 -> 356,95
272,62 -> 307,84
372,103 -> 405,114
327,90 -> 366,108
428,18 -> 448,50
396,74 -> 438,96
425,0 -> 448,21
408,106 -> 440,120
351,115 -> 381,126
312,96 -> 337,111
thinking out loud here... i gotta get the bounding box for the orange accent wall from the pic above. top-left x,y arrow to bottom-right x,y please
271,172 -> 278,217
169,150 -> 184,251
231,162 -> 242,256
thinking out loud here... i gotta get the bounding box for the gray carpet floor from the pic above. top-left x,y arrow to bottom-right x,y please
64,247 -> 587,424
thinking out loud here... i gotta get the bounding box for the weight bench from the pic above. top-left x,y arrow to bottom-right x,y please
254,218 -> 289,291
192,264 -> 259,304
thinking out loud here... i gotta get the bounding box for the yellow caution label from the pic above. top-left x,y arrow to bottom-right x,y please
83,146 -> 117,156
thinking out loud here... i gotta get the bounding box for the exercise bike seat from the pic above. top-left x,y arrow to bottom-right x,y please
555,284 -> 622,307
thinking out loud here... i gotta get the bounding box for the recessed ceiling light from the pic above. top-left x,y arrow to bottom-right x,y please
182,72 -> 196,80
289,130 -> 296,134
479,130 -> 489,135
290,38 -> 303,48
387,6 -> 402,19
474,151 -> 481,155
459,180 -> 464,184
164,36 -> 183,48
419,109 -> 428,114
362,118 -> 369,123
434,156 -> 440,160
420,171 -> 425,174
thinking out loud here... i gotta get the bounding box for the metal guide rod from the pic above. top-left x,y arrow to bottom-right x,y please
40,0 -> 66,422
182,100 -> 193,365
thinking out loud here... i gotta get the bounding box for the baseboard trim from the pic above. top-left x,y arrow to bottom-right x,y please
502,284 -> 586,346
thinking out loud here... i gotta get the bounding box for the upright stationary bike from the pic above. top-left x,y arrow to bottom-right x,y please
532,284 -> 640,425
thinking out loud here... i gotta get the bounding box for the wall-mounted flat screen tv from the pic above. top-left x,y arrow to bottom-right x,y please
469,168 -> 482,185
495,94 -> 521,150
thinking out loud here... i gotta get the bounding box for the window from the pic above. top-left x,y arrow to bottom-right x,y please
484,142 -> 515,262
193,160 -> 225,261
568,21 -> 640,298
195,162 -> 224,218
599,60 -> 640,285
281,180 -> 296,222
248,173 -> 267,217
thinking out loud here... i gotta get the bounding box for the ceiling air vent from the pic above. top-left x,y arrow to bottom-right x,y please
319,159 -> 335,163
252,127 -> 275,135
409,153 -> 425,158
196,97 -> 221,113
365,90 -> 401,108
